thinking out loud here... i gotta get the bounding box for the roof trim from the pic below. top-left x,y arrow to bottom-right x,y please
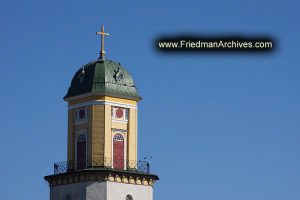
64,92 -> 142,102
68,100 -> 138,110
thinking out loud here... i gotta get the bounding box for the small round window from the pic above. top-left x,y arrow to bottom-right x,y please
126,194 -> 133,200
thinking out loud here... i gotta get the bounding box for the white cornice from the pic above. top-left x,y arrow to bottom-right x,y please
64,92 -> 142,102
112,119 -> 128,124
68,100 -> 138,110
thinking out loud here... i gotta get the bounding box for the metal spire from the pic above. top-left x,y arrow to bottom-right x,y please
96,25 -> 110,60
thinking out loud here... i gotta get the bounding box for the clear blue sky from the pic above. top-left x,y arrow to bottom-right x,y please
0,0 -> 299,199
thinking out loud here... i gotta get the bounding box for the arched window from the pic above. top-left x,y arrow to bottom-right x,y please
113,133 -> 124,169
76,134 -> 86,170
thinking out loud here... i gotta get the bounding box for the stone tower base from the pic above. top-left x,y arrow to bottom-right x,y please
45,169 -> 159,200
51,181 -> 153,200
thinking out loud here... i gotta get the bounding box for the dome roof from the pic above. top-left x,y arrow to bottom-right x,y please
64,59 -> 141,101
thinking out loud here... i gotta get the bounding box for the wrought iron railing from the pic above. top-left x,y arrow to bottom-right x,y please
53,158 -> 150,175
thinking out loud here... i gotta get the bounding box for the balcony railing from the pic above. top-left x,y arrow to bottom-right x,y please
53,158 -> 150,175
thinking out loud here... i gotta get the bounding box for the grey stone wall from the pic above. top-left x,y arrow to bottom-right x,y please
50,181 -> 152,200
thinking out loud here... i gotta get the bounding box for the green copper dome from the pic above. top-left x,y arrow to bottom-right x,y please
64,59 -> 141,101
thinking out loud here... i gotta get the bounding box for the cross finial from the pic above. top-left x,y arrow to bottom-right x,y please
96,25 -> 110,60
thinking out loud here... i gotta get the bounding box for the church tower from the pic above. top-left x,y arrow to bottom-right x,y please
44,25 -> 159,200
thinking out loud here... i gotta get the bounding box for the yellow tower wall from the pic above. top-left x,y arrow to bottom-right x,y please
91,105 -> 105,165
67,95 -> 138,167
128,108 -> 137,162
104,104 -> 112,166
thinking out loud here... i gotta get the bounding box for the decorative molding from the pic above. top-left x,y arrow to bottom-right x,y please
112,119 -> 128,124
64,92 -> 141,102
111,128 -> 128,133
44,170 -> 158,187
68,100 -> 138,110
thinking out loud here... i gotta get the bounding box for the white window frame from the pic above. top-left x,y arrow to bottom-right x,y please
111,107 -> 128,123
75,107 -> 88,125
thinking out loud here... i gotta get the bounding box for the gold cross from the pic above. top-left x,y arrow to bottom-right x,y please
96,25 -> 110,59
